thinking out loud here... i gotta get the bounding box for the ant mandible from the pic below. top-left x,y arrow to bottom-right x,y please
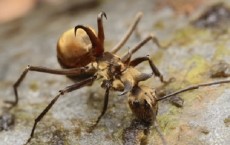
5,12 -> 230,144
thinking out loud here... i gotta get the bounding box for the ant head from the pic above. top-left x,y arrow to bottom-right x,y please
101,52 -> 125,77
128,85 -> 158,122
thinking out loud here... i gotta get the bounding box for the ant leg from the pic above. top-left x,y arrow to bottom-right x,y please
90,80 -> 111,130
129,56 -> 167,83
97,12 -> 107,45
121,34 -> 166,62
25,76 -> 96,144
154,121 -> 167,145
7,65 -> 91,108
111,12 -> 143,54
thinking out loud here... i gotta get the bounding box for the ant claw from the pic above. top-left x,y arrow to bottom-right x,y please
161,77 -> 175,85
3,100 -> 16,109
166,77 -> 176,83
87,124 -> 97,133
4,100 -> 13,104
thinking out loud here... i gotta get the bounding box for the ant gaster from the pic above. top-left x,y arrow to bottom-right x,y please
6,12 -> 230,144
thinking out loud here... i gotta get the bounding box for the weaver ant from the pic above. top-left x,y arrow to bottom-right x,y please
5,12 -> 230,144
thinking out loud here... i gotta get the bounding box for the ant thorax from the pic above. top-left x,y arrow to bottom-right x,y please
92,52 -> 126,91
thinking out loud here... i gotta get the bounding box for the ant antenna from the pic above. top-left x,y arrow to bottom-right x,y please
157,79 -> 230,101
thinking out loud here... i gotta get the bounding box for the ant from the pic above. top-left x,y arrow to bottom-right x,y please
5,12 -> 230,145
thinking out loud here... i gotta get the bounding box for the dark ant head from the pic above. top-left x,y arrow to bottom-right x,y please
128,85 -> 157,122
100,52 -> 125,77
108,61 -> 122,76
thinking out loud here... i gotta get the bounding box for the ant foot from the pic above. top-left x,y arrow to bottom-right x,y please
3,100 -> 17,110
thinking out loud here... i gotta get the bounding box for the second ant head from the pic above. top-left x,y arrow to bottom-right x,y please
128,85 -> 158,123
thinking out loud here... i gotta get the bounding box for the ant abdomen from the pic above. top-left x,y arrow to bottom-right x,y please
57,27 -> 96,68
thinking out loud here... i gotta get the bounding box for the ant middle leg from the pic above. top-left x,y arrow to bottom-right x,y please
7,65 -> 91,108
129,56 -> 167,83
25,76 -> 96,144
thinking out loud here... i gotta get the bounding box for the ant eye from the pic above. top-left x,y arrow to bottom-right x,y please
114,63 -> 121,70
144,100 -> 150,109
133,100 -> 140,107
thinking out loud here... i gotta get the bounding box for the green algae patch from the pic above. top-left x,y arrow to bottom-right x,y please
13,102 -> 55,125
158,106 -> 181,134
180,90 -> 199,106
14,109 -> 33,123
151,49 -> 165,65
213,43 -> 230,60
29,81 -> 39,92
172,26 -> 211,46
184,55 -> 209,84
153,21 -> 165,30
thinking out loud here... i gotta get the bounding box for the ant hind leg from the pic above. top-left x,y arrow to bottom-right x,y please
7,66 -> 89,109
25,76 -> 96,144
89,80 -> 111,131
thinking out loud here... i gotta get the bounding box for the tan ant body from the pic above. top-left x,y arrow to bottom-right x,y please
6,12 -> 230,145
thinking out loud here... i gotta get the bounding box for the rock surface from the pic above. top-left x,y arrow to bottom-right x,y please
0,0 -> 230,145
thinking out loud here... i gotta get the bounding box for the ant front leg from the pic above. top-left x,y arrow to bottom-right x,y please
121,34 -> 167,63
129,56 -> 167,83
111,12 -> 143,54
89,80 -> 111,131
7,66 -> 91,108
25,76 -> 96,144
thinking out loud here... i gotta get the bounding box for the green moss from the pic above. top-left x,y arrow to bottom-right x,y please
213,44 -> 230,60
13,102 -> 58,130
151,49 -> 164,64
158,106 -> 181,134
180,91 -> 198,106
184,55 -> 209,84
14,110 -> 33,122
153,21 -> 165,30
172,26 -> 211,46
29,81 -> 39,92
